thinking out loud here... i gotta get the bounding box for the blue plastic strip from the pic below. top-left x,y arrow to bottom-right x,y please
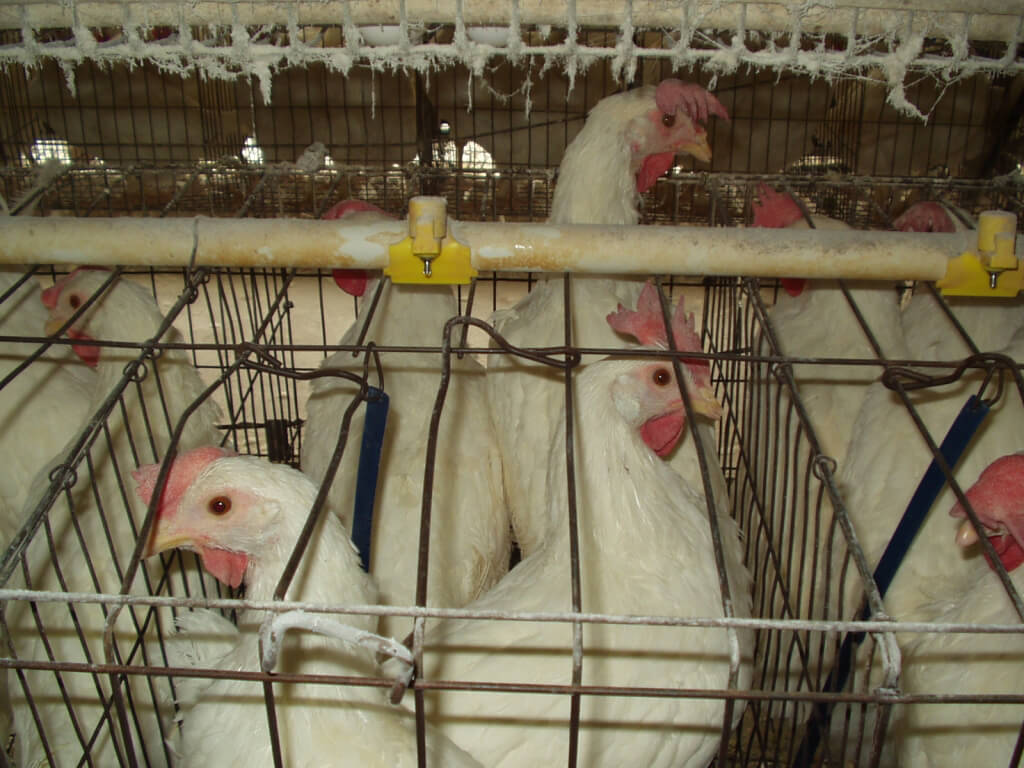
872,395 -> 990,596
351,387 -> 389,573
791,394 -> 990,767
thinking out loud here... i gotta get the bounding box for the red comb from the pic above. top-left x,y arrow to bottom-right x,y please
322,199 -> 388,220
606,282 -> 711,390
950,454 -> 1024,537
40,280 -> 63,310
607,282 -> 700,350
323,200 -> 392,296
893,201 -> 956,233
654,79 -> 729,124
133,445 -> 237,515
752,184 -> 805,229
331,269 -> 370,296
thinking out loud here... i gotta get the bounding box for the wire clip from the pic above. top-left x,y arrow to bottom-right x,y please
938,210 -> 1021,297
385,196 -> 477,284
259,609 -> 415,687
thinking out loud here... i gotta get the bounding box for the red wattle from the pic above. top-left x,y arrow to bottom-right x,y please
332,269 -> 369,296
200,547 -> 249,589
636,152 -> 675,195
640,409 -> 685,458
781,278 -> 807,297
67,329 -> 99,367
983,533 -> 1024,574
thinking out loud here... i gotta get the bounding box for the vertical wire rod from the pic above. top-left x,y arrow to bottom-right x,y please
561,274 -> 583,768
653,276 -> 738,763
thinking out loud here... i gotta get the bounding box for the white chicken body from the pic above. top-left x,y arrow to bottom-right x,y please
0,270 -> 94,538
142,452 -> 481,768
490,82 -> 727,557
418,356 -> 753,768
894,568 -> 1024,768
302,275 -> 508,639
758,206 -> 907,468
8,271 -> 222,768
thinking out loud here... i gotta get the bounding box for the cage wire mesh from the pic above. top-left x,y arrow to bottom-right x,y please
0,0 -> 1023,767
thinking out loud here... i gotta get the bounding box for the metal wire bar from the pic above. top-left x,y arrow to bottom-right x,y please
1,653 -> 1023,706
652,275 -> 740,765
561,274 -> 583,768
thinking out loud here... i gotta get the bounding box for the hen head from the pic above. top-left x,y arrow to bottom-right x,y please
893,201 -> 957,233
631,78 -> 729,194
951,453 -> 1024,572
606,282 -> 722,457
134,446 -> 282,589
750,185 -> 812,296
323,199 -> 393,298
40,267 -> 113,366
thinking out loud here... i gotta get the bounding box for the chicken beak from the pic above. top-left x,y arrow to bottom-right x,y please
955,518 -> 979,548
678,133 -> 712,164
44,316 -> 67,336
693,386 -> 723,420
142,528 -> 191,559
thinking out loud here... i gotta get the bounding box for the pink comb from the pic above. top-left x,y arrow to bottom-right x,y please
752,184 -> 806,229
654,79 -> 730,124
322,199 -> 388,220
133,445 -> 237,515
606,282 -> 711,389
893,201 -> 956,233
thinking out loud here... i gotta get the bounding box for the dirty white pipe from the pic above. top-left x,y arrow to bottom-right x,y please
454,221 -> 963,281
0,214 -> 969,282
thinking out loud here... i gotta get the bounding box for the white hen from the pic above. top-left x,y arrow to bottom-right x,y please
892,453 -> 1024,768
413,289 -> 753,768
752,185 -> 908,468
840,297 -> 1024,622
136,445 -> 482,768
0,269 -> 94,539
7,269 -> 222,768
489,78 -> 729,557
302,201 -> 509,639
814,299 -> 1024,765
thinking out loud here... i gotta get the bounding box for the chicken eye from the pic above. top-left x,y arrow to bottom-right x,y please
208,496 -> 232,516
69,294 -> 81,310
661,113 -> 675,128
652,367 -> 672,387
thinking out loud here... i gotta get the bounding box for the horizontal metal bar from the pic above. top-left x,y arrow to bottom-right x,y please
3,588 -> 1023,636
1,657 -> 1022,707
0,216 -> 966,282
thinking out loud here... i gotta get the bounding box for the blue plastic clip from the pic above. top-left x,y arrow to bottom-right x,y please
351,387 -> 389,573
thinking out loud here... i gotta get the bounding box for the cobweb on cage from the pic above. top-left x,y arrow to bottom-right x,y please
0,1 -> 1022,120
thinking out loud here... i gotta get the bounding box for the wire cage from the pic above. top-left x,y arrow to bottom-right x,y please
0,1 -> 1023,767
